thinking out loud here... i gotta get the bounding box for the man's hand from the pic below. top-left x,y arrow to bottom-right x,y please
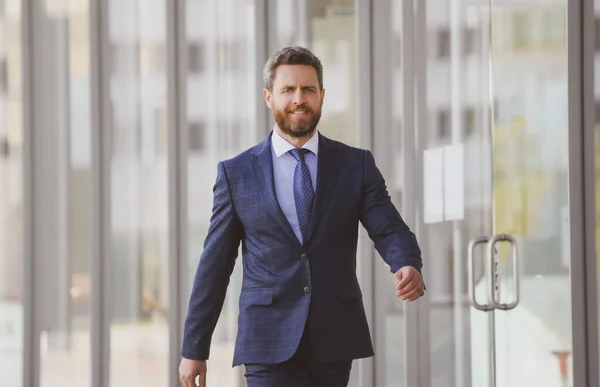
394,266 -> 424,302
179,358 -> 207,387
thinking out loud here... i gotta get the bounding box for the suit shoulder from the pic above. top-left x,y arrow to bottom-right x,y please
219,145 -> 257,169
215,143 -> 262,181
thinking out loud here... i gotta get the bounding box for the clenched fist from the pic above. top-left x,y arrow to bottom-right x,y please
179,358 -> 207,387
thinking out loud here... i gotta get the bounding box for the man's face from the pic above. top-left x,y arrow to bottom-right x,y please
264,64 -> 325,138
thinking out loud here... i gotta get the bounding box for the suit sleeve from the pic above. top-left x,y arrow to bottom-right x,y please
181,161 -> 243,360
359,150 -> 423,275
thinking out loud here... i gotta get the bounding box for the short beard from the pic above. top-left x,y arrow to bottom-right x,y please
273,105 -> 322,138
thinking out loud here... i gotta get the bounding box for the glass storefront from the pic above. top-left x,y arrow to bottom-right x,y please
185,0 -> 258,384
107,0 -> 169,385
35,2 -> 94,386
0,1 -> 597,386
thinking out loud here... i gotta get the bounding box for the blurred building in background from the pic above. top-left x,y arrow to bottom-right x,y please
0,0 -> 599,386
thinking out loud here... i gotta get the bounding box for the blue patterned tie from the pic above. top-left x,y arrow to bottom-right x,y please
289,148 -> 314,243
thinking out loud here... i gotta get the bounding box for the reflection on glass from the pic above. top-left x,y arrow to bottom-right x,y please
487,5 -> 571,387
185,0 -> 257,385
274,0 -> 357,146
381,4 -> 407,387
108,0 -> 169,385
413,1 -> 571,387
35,2 -> 94,386
420,3 -> 493,386
0,1 -> 23,386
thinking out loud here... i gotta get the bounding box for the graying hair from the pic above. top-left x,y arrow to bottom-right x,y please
263,46 -> 324,91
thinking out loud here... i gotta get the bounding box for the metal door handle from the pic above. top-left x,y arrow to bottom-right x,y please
468,236 -> 495,311
487,234 -> 520,311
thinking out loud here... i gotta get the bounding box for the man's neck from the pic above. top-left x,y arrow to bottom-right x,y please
274,126 -> 316,148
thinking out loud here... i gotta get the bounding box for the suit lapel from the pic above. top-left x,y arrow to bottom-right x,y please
304,135 -> 340,244
250,134 -> 302,246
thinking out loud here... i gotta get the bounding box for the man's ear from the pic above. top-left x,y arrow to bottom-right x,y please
263,88 -> 273,109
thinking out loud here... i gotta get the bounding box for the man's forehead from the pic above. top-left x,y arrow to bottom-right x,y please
274,65 -> 319,86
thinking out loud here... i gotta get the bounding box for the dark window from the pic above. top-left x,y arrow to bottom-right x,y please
392,35 -> 402,69
188,42 -> 205,74
437,110 -> 450,139
464,108 -> 476,136
188,121 -> 206,152
0,136 -> 10,158
464,28 -> 477,56
0,59 -> 6,92
595,17 -> 600,52
595,100 -> 600,123
437,29 -> 451,59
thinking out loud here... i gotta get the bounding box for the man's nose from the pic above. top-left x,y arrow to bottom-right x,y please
292,89 -> 305,104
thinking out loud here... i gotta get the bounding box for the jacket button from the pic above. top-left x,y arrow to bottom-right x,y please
301,254 -> 308,261
304,286 -> 310,294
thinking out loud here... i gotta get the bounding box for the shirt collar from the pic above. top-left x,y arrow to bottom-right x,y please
271,128 -> 319,158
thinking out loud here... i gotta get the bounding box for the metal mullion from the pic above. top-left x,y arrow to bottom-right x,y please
175,0 -> 190,360
399,1 -> 421,387
21,0 -> 40,385
355,1 -> 375,386
166,0 -> 187,385
90,0 -> 111,386
573,0 -> 599,385
414,0 -> 431,384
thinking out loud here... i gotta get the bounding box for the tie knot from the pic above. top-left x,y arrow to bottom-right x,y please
289,148 -> 311,162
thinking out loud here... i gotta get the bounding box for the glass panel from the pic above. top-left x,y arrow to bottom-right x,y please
488,4 -> 571,387
409,1 -> 572,386
374,3 -> 408,387
185,0 -> 257,385
273,0 -> 357,147
393,1 -> 495,386
23,1 -> 94,386
0,1 -> 23,386
107,0 -> 169,385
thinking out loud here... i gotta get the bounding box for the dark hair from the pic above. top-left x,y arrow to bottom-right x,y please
263,46 -> 324,91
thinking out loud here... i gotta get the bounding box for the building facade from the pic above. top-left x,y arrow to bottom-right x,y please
0,0 -> 599,386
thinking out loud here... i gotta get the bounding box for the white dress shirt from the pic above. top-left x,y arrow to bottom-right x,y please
271,129 -> 319,244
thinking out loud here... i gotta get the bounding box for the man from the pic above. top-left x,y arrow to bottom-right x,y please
179,46 -> 425,387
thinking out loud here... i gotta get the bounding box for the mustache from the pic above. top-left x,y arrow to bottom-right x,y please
286,105 -> 312,114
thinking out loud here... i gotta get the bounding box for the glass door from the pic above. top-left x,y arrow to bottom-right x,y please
468,1 -> 572,387
374,0 -> 574,386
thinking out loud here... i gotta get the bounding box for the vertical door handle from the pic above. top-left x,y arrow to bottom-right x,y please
468,236 -> 495,311
468,235 -> 497,387
487,234 -> 520,311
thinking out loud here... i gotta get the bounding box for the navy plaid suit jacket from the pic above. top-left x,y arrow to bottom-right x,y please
181,132 -> 423,367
